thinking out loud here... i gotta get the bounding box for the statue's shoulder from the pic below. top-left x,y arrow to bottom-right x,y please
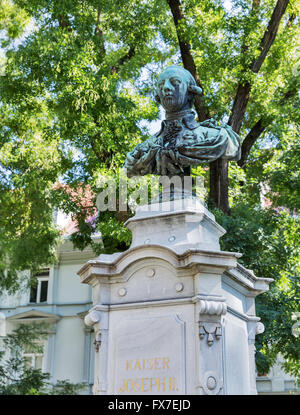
148,127 -> 163,144
136,131 -> 161,150
196,118 -> 239,136
193,118 -> 238,135
186,118 -> 219,139
197,118 -> 220,129
182,114 -> 223,133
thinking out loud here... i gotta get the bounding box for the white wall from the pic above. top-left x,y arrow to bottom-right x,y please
0,240 -> 98,391
52,317 -> 86,383
55,263 -> 91,304
0,271 -> 31,309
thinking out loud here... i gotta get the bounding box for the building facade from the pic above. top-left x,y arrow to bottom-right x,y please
0,237 -> 95,393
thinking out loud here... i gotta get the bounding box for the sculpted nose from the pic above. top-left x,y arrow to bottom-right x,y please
163,79 -> 173,93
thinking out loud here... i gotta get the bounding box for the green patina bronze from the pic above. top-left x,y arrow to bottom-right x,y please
124,65 -> 241,177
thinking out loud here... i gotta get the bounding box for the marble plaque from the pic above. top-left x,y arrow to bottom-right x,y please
113,314 -> 186,395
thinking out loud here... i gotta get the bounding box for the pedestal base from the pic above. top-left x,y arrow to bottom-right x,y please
78,198 -> 272,395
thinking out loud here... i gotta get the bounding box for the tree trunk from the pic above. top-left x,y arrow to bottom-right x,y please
167,0 -> 208,121
212,0 -> 290,214
238,119 -> 266,168
209,159 -> 230,214
166,0 -> 289,215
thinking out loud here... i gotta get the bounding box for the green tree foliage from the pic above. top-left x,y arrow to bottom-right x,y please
0,0 -> 299,379
0,323 -> 86,394
214,204 -> 300,378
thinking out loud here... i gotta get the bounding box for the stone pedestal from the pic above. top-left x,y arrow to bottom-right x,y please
77,196 -> 272,395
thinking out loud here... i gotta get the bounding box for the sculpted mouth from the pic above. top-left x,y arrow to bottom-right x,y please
164,95 -> 175,101
162,95 -> 177,108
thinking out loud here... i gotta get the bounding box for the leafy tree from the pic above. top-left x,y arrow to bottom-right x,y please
0,0 -> 299,380
214,204 -> 300,379
0,323 -> 86,394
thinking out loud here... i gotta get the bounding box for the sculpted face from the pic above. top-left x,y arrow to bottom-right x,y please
157,67 -> 190,113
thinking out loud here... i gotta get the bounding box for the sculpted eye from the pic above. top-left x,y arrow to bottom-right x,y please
171,78 -> 181,85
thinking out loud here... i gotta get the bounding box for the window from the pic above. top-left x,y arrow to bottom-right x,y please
24,353 -> 44,370
29,269 -> 49,303
23,339 -> 45,371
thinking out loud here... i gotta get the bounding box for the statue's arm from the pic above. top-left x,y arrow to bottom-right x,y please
177,119 -> 241,162
219,124 -> 241,161
200,119 -> 241,160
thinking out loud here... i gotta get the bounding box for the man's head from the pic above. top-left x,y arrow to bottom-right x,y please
155,65 -> 202,113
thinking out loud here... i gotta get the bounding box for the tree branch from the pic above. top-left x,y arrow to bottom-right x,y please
228,83 -> 252,133
228,0 -> 290,133
90,140 -> 113,165
227,0 -> 261,133
283,12 -> 297,30
95,10 -> 106,56
111,46 -> 136,74
166,0 -> 209,121
238,85 -> 297,167
57,14 -> 72,32
237,118 -> 266,167
251,0 -> 290,73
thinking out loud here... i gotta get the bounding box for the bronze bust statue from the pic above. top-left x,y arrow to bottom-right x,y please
124,65 -> 240,177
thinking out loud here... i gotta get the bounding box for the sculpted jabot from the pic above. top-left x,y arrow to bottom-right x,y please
124,65 -> 241,177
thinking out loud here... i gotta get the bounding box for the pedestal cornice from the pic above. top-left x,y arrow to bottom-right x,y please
78,244 -> 241,285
